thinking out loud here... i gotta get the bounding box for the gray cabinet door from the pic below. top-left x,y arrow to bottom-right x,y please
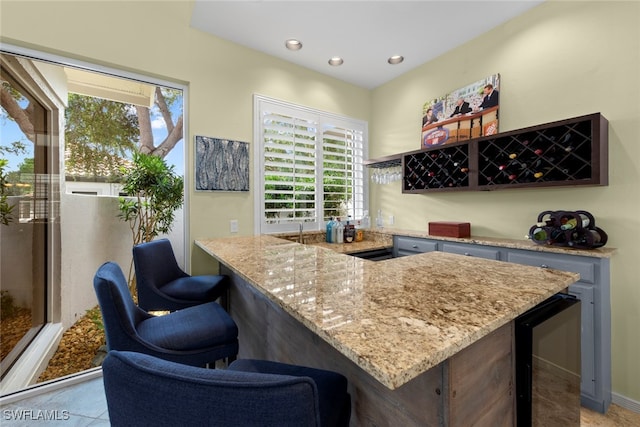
441,242 -> 501,260
568,282 -> 596,398
394,236 -> 438,257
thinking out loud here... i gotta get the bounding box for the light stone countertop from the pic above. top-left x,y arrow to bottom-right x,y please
196,234 -> 580,389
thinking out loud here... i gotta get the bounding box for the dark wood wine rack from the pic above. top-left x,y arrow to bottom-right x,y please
403,142 -> 470,191
398,113 -> 608,193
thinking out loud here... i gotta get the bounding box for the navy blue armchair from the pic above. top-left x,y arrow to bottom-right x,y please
133,239 -> 228,312
102,350 -> 351,427
94,262 -> 238,367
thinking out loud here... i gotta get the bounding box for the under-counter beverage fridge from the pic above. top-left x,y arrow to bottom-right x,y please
515,293 -> 581,427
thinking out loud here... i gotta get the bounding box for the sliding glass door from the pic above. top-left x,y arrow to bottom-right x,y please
0,58 -> 57,379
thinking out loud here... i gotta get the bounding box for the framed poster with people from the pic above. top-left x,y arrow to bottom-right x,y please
421,74 -> 500,148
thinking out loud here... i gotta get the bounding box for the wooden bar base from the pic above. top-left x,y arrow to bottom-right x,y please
224,265 -> 515,426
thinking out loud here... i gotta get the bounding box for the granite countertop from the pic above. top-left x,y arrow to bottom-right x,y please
272,229 -> 393,254
274,228 -> 616,258
196,234 -> 579,390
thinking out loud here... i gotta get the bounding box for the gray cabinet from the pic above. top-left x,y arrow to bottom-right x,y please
441,242 -> 501,260
393,235 -> 438,257
392,234 -> 611,413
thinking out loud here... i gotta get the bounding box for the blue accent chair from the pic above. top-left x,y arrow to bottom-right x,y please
102,350 -> 351,427
94,262 -> 238,367
133,239 -> 229,312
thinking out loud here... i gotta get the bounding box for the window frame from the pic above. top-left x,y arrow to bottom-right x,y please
253,94 -> 368,235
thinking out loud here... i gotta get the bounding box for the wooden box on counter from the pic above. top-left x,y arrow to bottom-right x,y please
428,222 -> 471,238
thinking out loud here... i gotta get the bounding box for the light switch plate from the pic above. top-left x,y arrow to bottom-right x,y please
230,220 -> 238,233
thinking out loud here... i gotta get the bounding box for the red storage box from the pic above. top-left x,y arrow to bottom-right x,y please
428,221 -> 471,238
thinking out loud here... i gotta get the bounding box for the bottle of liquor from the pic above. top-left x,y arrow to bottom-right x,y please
335,218 -> 344,243
326,217 -> 334,243
344,216 -> 355,243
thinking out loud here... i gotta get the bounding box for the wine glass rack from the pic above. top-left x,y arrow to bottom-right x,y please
394,113 -> 608,194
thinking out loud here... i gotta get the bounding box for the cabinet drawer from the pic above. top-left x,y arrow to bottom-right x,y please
395,236 -> 438,254
507,251 -> 595,284
441,243 -> 501,260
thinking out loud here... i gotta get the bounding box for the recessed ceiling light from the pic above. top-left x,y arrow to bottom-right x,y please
285,39 -> 303,51
388,55 -> 404,65
328,57 -> 344,66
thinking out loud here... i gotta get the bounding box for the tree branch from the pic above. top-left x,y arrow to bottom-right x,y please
136,105 -> 154,154
0,86 -> 36,144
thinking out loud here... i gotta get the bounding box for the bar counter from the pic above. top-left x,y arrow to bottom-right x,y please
195,235 -> 579,390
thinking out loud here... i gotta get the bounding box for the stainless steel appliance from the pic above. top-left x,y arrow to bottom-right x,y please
516,293 -> 581,426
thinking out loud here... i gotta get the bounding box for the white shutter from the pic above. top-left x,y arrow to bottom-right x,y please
262,112 -> 318,230
255,95 -> 368,234
322,125 -> 365,223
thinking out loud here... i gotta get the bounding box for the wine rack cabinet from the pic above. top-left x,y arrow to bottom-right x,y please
403,142 -> 470,191
400,113 -> 608,193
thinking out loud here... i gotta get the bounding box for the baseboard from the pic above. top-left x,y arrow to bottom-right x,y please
612,392 -> 640,414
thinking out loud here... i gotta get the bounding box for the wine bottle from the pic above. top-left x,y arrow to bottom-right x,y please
560,217 -> 578,230
559,133 -> 574,152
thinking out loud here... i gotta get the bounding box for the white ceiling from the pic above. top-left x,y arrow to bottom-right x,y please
191,1 -> 544,89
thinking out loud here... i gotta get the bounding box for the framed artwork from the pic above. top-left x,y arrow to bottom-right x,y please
421,73 -> 500,148
195,136 -> 249,191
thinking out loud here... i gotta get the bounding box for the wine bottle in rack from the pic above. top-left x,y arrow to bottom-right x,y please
559,133 -> 574,152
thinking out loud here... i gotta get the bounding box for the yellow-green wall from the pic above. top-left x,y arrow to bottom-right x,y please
370,1 -> 640,404
1,0 -> 638,405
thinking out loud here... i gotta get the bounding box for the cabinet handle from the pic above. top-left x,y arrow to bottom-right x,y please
412,245 -> 418,248
540,264 -> 549,268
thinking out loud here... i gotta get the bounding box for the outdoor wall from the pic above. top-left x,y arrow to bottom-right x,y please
59,195 -> 131,327
1,0 -> 638,407
369,1 -> 640,406
0,198 -> 33,307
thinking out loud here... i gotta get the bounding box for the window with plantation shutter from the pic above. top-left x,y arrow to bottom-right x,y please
254,95 -> 367,234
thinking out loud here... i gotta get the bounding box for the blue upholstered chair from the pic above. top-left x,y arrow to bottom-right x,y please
94,262 -> 238,367
102,350 -> 351,427
133,239 -> 228,312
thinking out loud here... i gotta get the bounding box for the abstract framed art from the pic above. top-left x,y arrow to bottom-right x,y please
195,136 -> 249,191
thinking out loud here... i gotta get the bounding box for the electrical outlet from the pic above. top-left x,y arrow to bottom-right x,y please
230,219 -> 238,233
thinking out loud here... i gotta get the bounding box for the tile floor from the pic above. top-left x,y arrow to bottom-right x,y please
1,373 -> 638,426
1,373 -> 108,426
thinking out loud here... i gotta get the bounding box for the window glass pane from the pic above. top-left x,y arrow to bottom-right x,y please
0,66 -> 48,377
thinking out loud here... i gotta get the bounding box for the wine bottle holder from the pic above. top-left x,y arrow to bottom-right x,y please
527,210 -> 608,249
397,113 -> 607,194
403,143 -> 469,191
478,119 -> 593,186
